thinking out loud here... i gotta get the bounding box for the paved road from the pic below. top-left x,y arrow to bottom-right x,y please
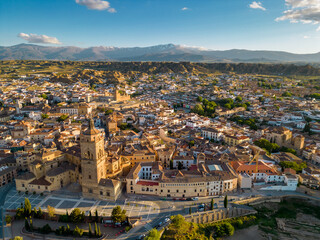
117,187 -> 320,239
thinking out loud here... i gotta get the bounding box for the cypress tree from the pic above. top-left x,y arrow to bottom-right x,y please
224,195 -> 228,208
98,225 -> 101,237
24,217 -> 30,231
88,223 -> 92,237
211,198 -> 214,210
24,198 -> 32,217
94,222 -> 98,237
95,209 -> 99,223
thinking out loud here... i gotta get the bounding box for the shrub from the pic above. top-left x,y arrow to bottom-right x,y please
5,215 -> 12,224
39,224 -> 52,234
73,226 -> 84,237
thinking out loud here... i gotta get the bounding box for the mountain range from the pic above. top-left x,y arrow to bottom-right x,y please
2,43 -> 320,63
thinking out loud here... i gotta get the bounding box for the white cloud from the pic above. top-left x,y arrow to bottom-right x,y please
17,33 -> 61,44
181,7 -> 188,11
75,0 -> 116,12
303,35 -> 310,38
276,0 -> 320,31
249,1 -> 266,11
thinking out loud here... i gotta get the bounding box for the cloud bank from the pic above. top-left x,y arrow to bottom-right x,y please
276,0 -> 320,30
18,33 -> 61,44
75,0 -> 116,12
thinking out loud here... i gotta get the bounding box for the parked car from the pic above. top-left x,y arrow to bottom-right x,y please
192,197 -> 199,201
156,222 -> 163,228
137,234 -> 145,240
164,217 -> 170,223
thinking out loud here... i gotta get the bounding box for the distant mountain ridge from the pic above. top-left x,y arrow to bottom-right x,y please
1,43 -> 320,63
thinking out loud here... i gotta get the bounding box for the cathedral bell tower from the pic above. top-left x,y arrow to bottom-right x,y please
80,119 -> 106,196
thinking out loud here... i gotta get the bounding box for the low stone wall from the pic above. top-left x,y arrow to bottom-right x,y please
184,207 -> 257,224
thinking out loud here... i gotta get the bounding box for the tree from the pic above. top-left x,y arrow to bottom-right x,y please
145,228 -> 161,240
41,113 -> 49,119
13,237 -> 23,240
98,225 -> 101,237
111,206 -> 127,223
95,209 -> 99,223
197,96 -> 203,102
105,109 -> 113,115
47,205 -> 55,218
210,198 -> 214,210
224,103 -> 232,109
5,215 -> 12,224
89,211 -> 92,221
24,198 -> 31,217
235,96 -> 242,102
70,208 -> 84,224
73,226 -> 84,237
224,195 -> 228,208
224,222 -> 234,236
94,222 -> 98,237
88,223 -> 92,237
24,218 -> 30,231
171,215 -> 185,228
258,96 -> 264,102
57,114 -> 68,122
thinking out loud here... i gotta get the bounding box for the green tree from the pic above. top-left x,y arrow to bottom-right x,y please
178,161 -> 183,170
47,205 -> 55,219
41,113 -> 49,119
235,96 -> 242,102
57,114 -> 68,122
145,228 -> 161,240
13,237 -> 23,240
73,226 -> 84,237
95,209 -> 99,223
105,109 -> 113,115
210,198 -> 214,210
224,195 -> 228,208
98,225 -> 101,237
111,206 -> 127,223
24,218 -> 30,231
171,214 -> 185,228
24,198 -> 32,217
94,222 -> 98,237
197,96 -> 203,102
70,208 -> 84,224
224,222 -> 235,236
5,215 -> 12,224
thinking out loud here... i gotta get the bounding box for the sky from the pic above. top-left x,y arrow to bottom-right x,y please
1,0 -> 320,53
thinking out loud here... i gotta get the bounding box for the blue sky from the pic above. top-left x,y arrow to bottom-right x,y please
1,0 -> 320,53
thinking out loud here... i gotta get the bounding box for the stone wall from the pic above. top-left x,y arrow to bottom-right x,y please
184,207 -> 257,224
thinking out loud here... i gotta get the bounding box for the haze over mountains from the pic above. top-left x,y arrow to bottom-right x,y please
2,43 -> 320,63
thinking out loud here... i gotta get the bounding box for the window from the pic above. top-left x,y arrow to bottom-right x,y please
88,189 -> 93,193
89,175 -> 91,179
100,191 -> 103,195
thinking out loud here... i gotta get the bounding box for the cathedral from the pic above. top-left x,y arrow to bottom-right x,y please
16,119 -> 123,200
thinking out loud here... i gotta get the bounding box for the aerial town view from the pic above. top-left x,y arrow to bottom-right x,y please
0,0 -> 320,240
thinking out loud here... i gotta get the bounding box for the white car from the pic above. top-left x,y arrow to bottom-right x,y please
164,217 -> 170,223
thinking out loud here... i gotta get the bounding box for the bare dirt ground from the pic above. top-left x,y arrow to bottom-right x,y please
226,225 -> 265,240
